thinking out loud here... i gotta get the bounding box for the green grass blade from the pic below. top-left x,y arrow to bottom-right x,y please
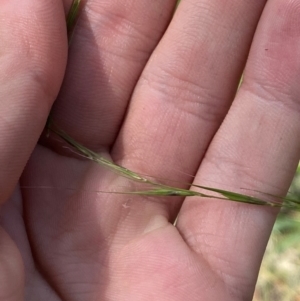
66,0 -> 82,41
47,119 -> 300,210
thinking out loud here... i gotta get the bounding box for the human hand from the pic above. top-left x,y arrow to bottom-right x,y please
1,0 -> 300,300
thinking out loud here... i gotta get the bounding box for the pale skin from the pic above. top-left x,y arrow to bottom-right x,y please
1,0 -> 300,300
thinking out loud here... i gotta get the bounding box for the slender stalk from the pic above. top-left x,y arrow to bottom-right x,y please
47,119 -> 300,210
66,0 -> 82,41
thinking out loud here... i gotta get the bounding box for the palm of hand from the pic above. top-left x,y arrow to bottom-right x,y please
1,0 -> 300,300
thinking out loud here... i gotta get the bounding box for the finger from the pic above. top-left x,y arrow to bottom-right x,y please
177,0 -> 300,298
112,1 -> 267,221
0,0 -> 68,203
50,0 -> 177,149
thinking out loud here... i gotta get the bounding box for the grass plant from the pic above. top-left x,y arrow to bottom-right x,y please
47,119 -> 300,210
66,0 -> 81,39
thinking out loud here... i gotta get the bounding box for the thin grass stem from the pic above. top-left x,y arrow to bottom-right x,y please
47,119 -> 300,210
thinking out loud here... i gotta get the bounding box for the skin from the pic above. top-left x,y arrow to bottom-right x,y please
1,0 -> 300,300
